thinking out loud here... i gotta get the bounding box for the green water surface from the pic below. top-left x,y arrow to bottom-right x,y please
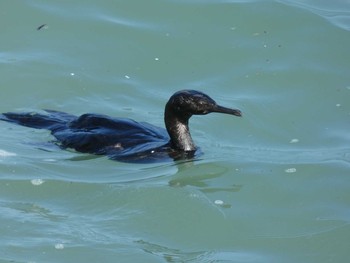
1,1 -> 350,262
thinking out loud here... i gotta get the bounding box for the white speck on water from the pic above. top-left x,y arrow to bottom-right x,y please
0,149 -> 16,157
285,168 -> 297,173
70,72 -> 75,76
290,138 -> 299,143
189,193 -> 200,199
31,179 -> 44,186
55,243 -> 64,250
125,75 -> 130,79
336,103 -> 341,107
154,57 -> 159,61
43,158 -> 56,162
151,150 -> 155,153
214,200 -> 224,206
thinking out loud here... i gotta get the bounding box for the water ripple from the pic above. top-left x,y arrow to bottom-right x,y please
229,146 -> 350,165
277,0 -> 350,31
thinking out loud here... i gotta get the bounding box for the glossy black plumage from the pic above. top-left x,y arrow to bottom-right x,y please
0,90 -> 242,163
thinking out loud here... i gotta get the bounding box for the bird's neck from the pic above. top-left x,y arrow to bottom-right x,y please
164,110 -> 196,152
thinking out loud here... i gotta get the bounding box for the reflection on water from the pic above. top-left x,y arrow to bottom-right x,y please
169,162 -> 242,194
136,239 -> 266,263
277,0 -> 350,31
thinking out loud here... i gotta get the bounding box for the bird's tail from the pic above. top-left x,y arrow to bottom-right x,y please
0,110 -> 75,131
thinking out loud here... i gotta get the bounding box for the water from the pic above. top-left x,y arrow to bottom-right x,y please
1,1 -> 350,262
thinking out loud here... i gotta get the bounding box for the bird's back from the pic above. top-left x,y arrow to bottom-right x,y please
1,110 -> 171,161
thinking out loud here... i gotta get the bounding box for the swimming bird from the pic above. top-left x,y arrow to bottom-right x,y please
0,90 -> 242,163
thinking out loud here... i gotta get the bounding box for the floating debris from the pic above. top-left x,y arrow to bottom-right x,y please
37,24 -> 48,31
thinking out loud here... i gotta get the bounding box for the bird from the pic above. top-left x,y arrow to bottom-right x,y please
0,90 -> 242,163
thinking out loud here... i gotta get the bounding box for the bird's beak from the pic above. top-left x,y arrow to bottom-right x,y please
212,105 -> 242,117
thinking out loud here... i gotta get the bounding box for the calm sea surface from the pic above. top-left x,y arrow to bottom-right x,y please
1,1 -> 350,262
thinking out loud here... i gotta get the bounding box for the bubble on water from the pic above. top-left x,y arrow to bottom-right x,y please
285,168 -> 297,173
55,243 -> 64,250
31,179 -> 44,186
214,200 -> 224,205
289,138 -> 299,143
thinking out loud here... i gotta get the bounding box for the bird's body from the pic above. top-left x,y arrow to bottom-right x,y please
0,90 -> 242,163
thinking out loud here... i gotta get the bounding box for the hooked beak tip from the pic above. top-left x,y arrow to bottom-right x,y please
233,110 -> 242,117
213,105 -> 242,117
